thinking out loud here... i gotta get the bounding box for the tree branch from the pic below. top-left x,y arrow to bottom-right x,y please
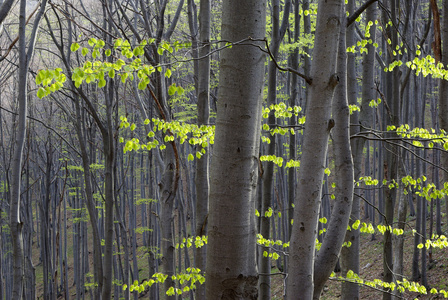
263,38 -> 313,85
347,0 -> 378,27
0,105 -> 81,156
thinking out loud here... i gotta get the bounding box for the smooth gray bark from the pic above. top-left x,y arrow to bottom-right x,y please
10,3 -> 27,297
10,0 -> 47,297
102,17 -> 117,300
0,0 -> 14,26
313,7 -> 354,298
194,1 -> 210,299
439,0 -> 448,235
302,0 -> 311,113
205,0 -> 266,298
287,0 -> 343,298
382,1 -> 400,299
341,2 -> 377,299
259,1 -> 290,299
288,0 -> 300,245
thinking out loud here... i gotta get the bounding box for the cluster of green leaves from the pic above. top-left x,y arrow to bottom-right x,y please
401,174 -> 446,202
260,103 -> 304,165
388,125 -> 448,149
119,116 -> 214,158
84,273 -> 98,289
175,236 -> 208,249
260,155 -> 286,167
36,37 -> 187,99
255,206 -> 283,219
256,234 -> 289,261
135,198 -> 158,205
262,102 -> 303,123
418,234 -> 448,250
331,270 -> 440,296
406,53 -> 448,79
349,104 -> 361,114
123,268 -> 205,296
36,68 -> 66,99
134,226 -> 153,234
356,176 -> 379,186
346,20 -> 380,55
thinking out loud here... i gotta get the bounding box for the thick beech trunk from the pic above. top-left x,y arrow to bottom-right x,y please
205,0 -> 266,298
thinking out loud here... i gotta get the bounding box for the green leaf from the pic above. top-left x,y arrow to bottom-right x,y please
88,38 -> 97,47
165,68 -> 172,78
36,71 -> 44,85
444,142 -> 448,151
70,43 -> 80,52
105,49 -> 111,56
98,79 -> 106,88
176,86 -> 184,95
109,69 -> 115,78
37,87 -> 46,99
82,47 -> 89,56
138,80 -> 147,90
188,154 -> 194,161
120,73 -> 128,83
168,84 -> 176,96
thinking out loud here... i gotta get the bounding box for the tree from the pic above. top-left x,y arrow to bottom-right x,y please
440,0 -> 448,235
287,0 -> 344,298
205,0 -> 266,298
259,1 -> 290,299
194,0 -> 211,299
341,2 -> 377,298
10,0 -> 47,297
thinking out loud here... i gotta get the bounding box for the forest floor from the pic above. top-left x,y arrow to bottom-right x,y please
33,204 -> 448,299
317,219 -> 448,300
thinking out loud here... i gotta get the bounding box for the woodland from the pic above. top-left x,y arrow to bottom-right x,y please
1,0 -> 448,299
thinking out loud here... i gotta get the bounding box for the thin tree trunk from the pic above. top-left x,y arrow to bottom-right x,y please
10,0 -> 47,296
259,1 -> 290,298
341,2 -> 377,299
195,1 -> 211,298
439,0 -> 448,236
382,1 -> 400,299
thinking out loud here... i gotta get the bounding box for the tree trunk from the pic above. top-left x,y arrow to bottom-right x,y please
10,2 -> 26,288
259,1 -> 290,299
341,2 -> 377,299
205,0 -> 266,298
382,1 -> 400,298
439,0 -> 448,236
287,1 -> 343,298
195,1 -> 211,299
313,7 -> 354,298
10,0 -> 47,297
